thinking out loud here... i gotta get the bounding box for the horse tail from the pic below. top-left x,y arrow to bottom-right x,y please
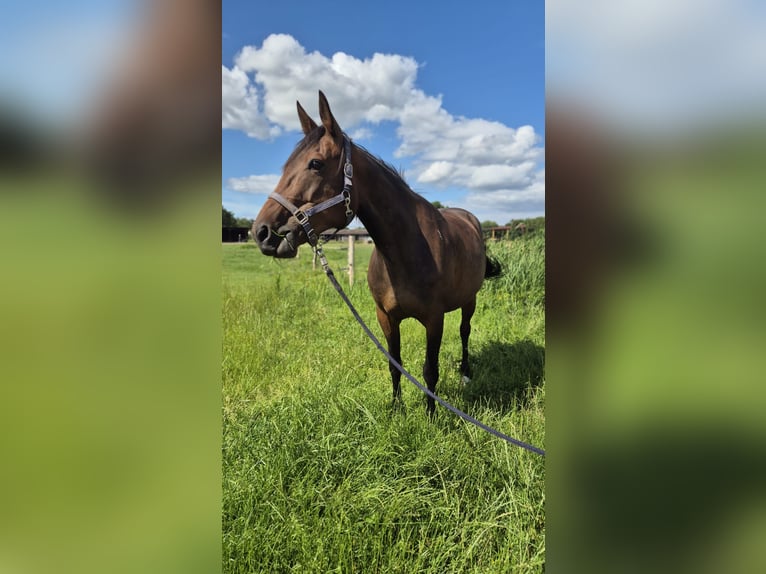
484,255 -> 503,279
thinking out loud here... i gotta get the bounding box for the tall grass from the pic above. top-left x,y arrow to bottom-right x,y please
485,232 -> 545,308
223,237 -> 545,573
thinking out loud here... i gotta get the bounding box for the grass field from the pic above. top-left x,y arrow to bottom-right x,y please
222,234 -> 545,573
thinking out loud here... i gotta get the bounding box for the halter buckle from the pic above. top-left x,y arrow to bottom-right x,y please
344,163 -> 353,179
342,188 -> 353,220
294,210 -> 309,225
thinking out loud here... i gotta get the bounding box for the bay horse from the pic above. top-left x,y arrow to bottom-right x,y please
254,91 -> 501,415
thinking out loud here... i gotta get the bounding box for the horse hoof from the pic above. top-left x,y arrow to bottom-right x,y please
461,375 -> 471,385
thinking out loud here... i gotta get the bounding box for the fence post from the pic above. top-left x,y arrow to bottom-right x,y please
348,235 -> 355,287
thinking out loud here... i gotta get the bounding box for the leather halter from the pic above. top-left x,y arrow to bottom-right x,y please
267,137 -> 354,247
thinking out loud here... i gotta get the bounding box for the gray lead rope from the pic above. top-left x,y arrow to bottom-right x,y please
313,244 -> 546,457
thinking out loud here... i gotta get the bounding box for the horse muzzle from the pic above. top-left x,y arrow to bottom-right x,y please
253,223 -> 301,258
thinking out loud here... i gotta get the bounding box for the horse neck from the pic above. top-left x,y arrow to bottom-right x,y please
352,148 -> 431,266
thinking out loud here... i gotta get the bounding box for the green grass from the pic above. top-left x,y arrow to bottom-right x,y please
223,236 -> 545,573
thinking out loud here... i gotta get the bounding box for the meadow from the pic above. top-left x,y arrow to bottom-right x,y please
222,233 -> 545,573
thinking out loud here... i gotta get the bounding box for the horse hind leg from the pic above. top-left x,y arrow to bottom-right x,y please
423,315 -> 445,417
460,298 -> 476,383
376,308 -> 402,405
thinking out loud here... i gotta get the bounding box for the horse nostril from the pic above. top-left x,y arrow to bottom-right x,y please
255,224 -> 270,243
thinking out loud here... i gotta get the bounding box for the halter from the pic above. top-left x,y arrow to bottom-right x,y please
267,137 -> 354,247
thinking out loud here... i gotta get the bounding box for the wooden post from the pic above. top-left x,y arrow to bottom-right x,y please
347,235 -> 355,287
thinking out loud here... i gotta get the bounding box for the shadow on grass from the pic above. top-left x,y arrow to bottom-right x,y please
462,339 -> 545,411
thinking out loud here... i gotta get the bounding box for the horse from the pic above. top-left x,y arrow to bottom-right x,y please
254,91 -> 501,415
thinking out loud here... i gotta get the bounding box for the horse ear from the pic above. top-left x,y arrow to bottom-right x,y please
318,90 -> 342,140
296,101 -> 317,135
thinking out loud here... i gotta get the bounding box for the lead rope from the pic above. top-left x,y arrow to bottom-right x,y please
313,242 -> 546,457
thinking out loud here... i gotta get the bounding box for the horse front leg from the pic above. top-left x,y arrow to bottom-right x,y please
376,307 -> 402,404
423,315 -> 444,417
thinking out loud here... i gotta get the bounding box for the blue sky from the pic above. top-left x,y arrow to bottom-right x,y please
222,0 -> 545,224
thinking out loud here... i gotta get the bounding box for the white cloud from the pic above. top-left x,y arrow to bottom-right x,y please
418,161 -> 455,184
468,162 -> 538,190
225,174 -> 281,194
221,66 -> 279,139
223,34 -> 544,215
231,33 -> 419,131
457,170 -> 545,222
349,127 -> 373,141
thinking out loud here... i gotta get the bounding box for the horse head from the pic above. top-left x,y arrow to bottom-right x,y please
253,91 -> 355,257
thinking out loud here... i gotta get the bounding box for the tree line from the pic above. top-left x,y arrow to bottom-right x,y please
480,216 -> 545,233
223,206 -> 253,228
430,201 -> 544,234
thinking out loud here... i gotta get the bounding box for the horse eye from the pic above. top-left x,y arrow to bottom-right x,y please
308,159 -> 324,171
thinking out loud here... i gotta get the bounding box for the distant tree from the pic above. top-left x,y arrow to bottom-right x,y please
222,206 -> 236,227
431,200 -> 446,209
234,216 -> 253,228
480,220 -> 499,229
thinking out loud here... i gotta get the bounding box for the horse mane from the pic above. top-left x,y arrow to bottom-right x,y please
353,142 -> 409,187
352,141 -> 434,209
